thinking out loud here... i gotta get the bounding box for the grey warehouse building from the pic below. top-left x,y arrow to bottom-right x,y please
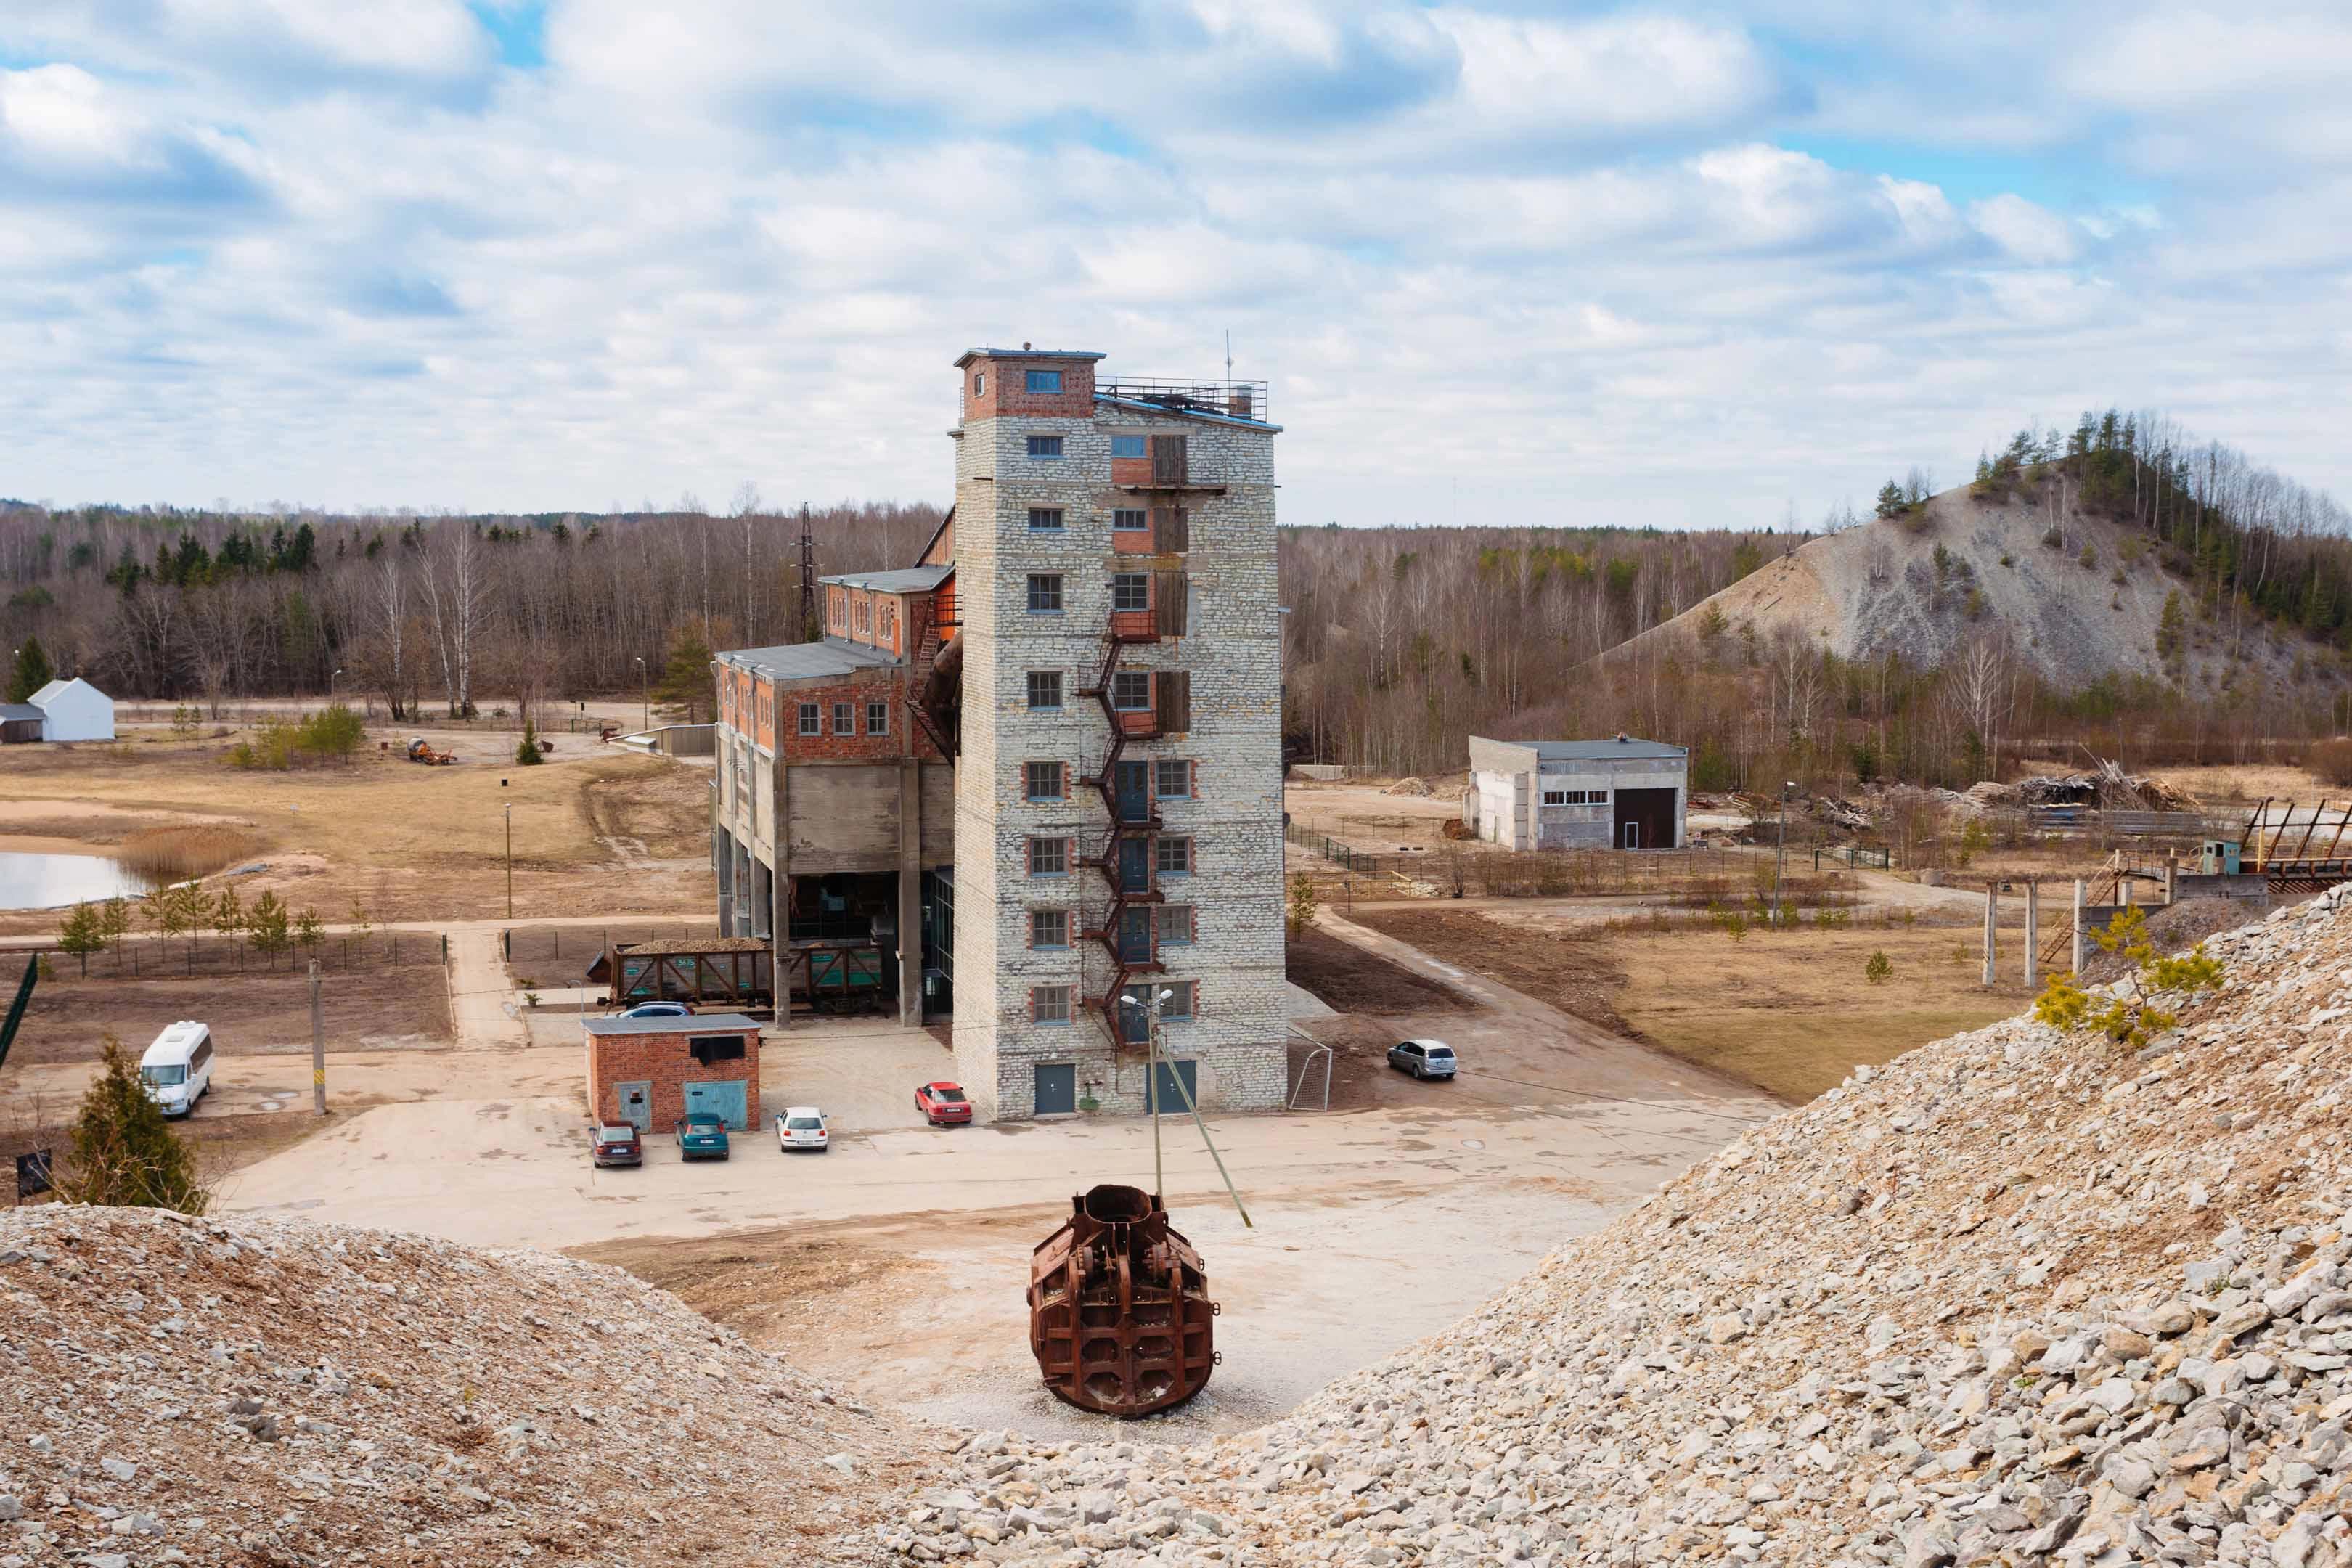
1466,735 -> 1689,851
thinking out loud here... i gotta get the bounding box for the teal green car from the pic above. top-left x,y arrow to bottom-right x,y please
674,1110 -> 730,1161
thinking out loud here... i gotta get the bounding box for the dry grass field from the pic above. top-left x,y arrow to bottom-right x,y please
1352,907 -> 2034,1104
0,730 -> 714,932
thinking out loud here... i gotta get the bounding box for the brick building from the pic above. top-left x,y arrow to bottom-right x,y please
709,345 -> 1289,1122
582,1012 -> 764,1132
710,544 -> 957,1024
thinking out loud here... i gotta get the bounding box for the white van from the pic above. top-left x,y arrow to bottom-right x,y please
139,1021 -> 214,1118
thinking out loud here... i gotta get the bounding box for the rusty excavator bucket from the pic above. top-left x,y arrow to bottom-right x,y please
1028,1184 -> 1217,1417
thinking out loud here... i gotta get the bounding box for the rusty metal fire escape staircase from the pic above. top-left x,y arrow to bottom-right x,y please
1079,624 -> 1162,1051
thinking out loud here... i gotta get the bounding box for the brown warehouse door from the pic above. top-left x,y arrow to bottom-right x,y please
1614,788 -> 1676,849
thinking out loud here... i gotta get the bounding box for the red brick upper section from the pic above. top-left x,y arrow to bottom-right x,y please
956,349 -> 1101,422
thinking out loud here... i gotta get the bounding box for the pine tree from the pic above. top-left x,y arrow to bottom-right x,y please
57,902 -> 104,976
6,637 -> 53,703
515,717 -> 544,765
1874,481 -> 1906,520
62,1033 -> 210,1213
248,890 -> 292,967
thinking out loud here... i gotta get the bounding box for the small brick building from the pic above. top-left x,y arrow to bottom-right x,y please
582,1013 -> 764,1132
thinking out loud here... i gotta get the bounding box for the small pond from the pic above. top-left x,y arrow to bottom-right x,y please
0,851 -> 153,910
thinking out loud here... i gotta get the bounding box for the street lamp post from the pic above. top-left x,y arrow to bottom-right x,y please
329,668 -> 343,703
504,801 -> 513,920
1119,988 -> 1166,1199
633,656 -> 649,731
1773,780 -> 1796,924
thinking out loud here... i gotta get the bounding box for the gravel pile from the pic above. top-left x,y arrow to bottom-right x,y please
886,888 -> 2352,1565
0,1206 -> 926,1567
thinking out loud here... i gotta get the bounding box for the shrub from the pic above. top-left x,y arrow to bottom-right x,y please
1864,950 -> 1892,985
515,718 -> 544,766
2033,907 -> 2224,1050
2310,738 -> 2352,788
1286,873 -> 1318,937
2078,544 -> 2099,568
61,1033 -> 210,1213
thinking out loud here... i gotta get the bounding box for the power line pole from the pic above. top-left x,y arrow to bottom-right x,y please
309,958 -> 326,1115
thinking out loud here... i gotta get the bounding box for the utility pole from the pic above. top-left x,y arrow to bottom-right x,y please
504,802 -> 513,920
308,959 -> 326,1115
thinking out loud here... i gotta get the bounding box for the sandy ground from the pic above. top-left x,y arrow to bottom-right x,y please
146,908 -> 1779,1443
0,735 -> 713,929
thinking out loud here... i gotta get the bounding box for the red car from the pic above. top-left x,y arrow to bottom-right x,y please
915,1081 -> 972,1126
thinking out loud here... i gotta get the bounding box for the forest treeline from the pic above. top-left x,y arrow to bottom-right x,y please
4,405 -> 2349,791
1283,409 -> 2352,787
0,498 -> 944,719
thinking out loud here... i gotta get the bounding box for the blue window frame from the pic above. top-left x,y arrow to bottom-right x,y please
1026,369 -> 1063,393
1111,435 -> 1146,458
1026,435 -> 1063,459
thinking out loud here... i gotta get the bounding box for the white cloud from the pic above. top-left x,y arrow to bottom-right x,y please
1968,193 -> 2077,265
2,1 -> 2351,528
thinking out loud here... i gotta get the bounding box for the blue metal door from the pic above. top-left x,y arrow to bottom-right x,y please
683,1079 -> 748,1130
614,1081 -> 652,1132
1033,1063 -> 1077,1116
1119,907 -> 1153,963
1119,838 -> 1151,892
1114,761 -> 1151,822
1149,1058 -> 1198,1113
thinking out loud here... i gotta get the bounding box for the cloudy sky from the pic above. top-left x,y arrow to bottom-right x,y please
4,1 -> 2347,528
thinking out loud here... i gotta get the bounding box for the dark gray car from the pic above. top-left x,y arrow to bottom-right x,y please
1387,1039 -> 1457,1080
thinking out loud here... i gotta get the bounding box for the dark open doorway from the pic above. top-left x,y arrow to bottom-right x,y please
1612,788 -> 1677,850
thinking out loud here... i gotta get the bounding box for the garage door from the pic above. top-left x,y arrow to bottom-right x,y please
684,1079 -> 749,1130
1148,1058 -> 1199,1114
1033,1063 -> 1077,1116
1613,787 -> 1678,849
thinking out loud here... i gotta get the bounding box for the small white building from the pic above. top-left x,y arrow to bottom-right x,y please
1467,735 -> 1688,851
29,677 -> 114,742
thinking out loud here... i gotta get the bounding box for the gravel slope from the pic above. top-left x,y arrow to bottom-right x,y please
1614,486 -> 2313,690
0,1207 -> 924,1567
888,889 -> 2352,1565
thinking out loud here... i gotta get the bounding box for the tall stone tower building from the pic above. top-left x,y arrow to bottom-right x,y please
950,347 -> 1287,1120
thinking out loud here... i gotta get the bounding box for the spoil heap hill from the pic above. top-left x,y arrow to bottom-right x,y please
0,1209 -> 920,1567
893,893 -> 2352,1565
1613,485 -> 2312,689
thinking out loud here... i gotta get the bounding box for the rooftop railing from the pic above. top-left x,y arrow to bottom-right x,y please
1095,377 -> 1270,424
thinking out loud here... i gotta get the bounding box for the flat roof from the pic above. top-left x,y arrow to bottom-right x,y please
954,348 -> 1106,367
581,1012 -> 762,1037
1094,393 -> 1281,434
820,564 -> 953,594
1476,735 -> 1688,761
716,640 -> 900,681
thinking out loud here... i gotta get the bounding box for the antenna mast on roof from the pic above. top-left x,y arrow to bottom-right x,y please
1225,329 -> 1232,380
797,503 -> 816,643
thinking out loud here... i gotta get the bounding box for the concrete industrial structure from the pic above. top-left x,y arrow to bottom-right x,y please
710,346 -> 1289,1122
1466,735 -> 1689,851
709,543 -> 957,1026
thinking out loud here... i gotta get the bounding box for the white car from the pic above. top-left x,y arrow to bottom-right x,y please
777,1106 -> 830,1153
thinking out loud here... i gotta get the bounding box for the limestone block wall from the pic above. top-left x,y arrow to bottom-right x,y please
951,359 -> 1287,1121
